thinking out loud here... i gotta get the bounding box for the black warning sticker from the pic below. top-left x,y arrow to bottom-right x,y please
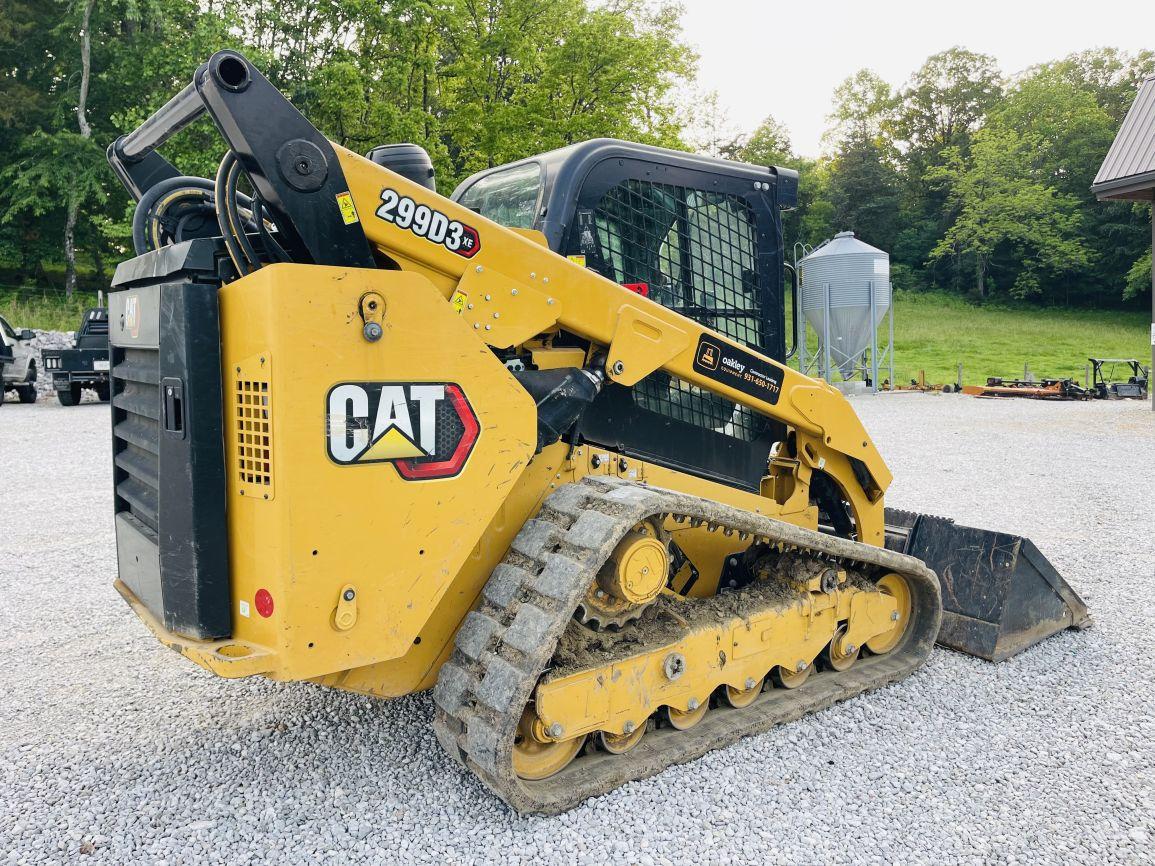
691,335 -> 784,405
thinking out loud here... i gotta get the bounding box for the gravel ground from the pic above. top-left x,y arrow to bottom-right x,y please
0,395 -> 1152,865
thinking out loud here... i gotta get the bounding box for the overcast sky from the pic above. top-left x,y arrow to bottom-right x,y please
679,0 -> 1155,157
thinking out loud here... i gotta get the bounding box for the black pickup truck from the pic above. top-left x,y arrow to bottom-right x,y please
41,308 -> 111,406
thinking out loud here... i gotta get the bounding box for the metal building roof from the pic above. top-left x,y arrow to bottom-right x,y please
1093,75 -> 1155,201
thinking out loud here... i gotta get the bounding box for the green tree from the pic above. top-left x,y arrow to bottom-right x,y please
826,133 -> 902,253
733,114 -> 792,166
0,0 -> 63,280
0,0 -> 242,290
992,56 -> 1155,304
825,69 -> 894,147
729,115 -> 829,251
892,48 -> 1003,164
1046,47 -> 1155,124
795,159 -> 835,247
1124,236 -> 1151,302
883,49 -> 1003,292
438,0 -> 692,184
929,125 -> 1090,299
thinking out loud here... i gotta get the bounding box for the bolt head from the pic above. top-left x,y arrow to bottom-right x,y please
845,644 -> 857,655
687,698 -> 699,711
547,722 -> 563,739
745,677 -> 756,690
796,661 -> 807,672
891,611 -> 900,621
611,360 -> 625,376
363,322 -> 383,342
623,721 -> 635,734
546,298 -> 555,305
343,589 -> 355,602
511,288 -> 518,296
728,557 -> 739,567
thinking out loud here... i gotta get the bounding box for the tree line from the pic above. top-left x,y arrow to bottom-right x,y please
723,48 -> 1153,307
1,1 -> 1151,308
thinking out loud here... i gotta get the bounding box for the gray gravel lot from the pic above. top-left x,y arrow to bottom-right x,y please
1,395 -> 1152,865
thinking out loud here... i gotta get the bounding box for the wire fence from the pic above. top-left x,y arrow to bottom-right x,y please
0,282 -> 103,302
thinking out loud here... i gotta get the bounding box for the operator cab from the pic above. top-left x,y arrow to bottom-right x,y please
453,140 -> 798,492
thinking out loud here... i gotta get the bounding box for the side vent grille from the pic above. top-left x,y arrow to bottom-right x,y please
112,346 -> 161,536
234,354 -> 273,499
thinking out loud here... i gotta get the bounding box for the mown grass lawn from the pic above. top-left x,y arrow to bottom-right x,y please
793,290 -> 1150,388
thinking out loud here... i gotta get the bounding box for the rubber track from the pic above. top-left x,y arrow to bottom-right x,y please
432,477 -> 942,815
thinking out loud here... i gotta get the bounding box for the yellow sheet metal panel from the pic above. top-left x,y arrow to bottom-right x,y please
218,264 -> 537,681
320,442 -> 572,697
318,441 -> 817,698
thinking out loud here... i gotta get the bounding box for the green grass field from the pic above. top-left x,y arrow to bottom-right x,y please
792,290 -> 1151,388
3,288 -> 1149,389
0,293 -> 103,332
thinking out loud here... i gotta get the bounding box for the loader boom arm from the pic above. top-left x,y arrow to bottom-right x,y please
335,146 -> 892,544
108,49 -> 892,546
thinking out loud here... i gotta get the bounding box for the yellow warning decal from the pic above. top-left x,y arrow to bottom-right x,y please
567,254 -> 587,267
336,191 -> 359,225
450,289 -> 468,314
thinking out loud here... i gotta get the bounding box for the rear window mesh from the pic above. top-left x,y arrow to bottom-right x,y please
591,178 -> 769,443
592,179 -> 764,351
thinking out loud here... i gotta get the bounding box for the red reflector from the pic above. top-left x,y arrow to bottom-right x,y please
395,385 -> 479,480
622,282 -> 649,297
255,589 -> 274,618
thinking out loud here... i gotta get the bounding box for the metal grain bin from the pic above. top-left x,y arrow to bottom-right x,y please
800,232 -> 890,379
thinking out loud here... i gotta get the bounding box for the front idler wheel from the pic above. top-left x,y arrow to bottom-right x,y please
512,707 -> 584,781
865,572 -> 912,655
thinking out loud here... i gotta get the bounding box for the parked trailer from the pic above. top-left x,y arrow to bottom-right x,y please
41,308 -> 111,406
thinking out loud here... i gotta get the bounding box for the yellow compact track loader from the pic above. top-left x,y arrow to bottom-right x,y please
104,52 -> 1088,814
